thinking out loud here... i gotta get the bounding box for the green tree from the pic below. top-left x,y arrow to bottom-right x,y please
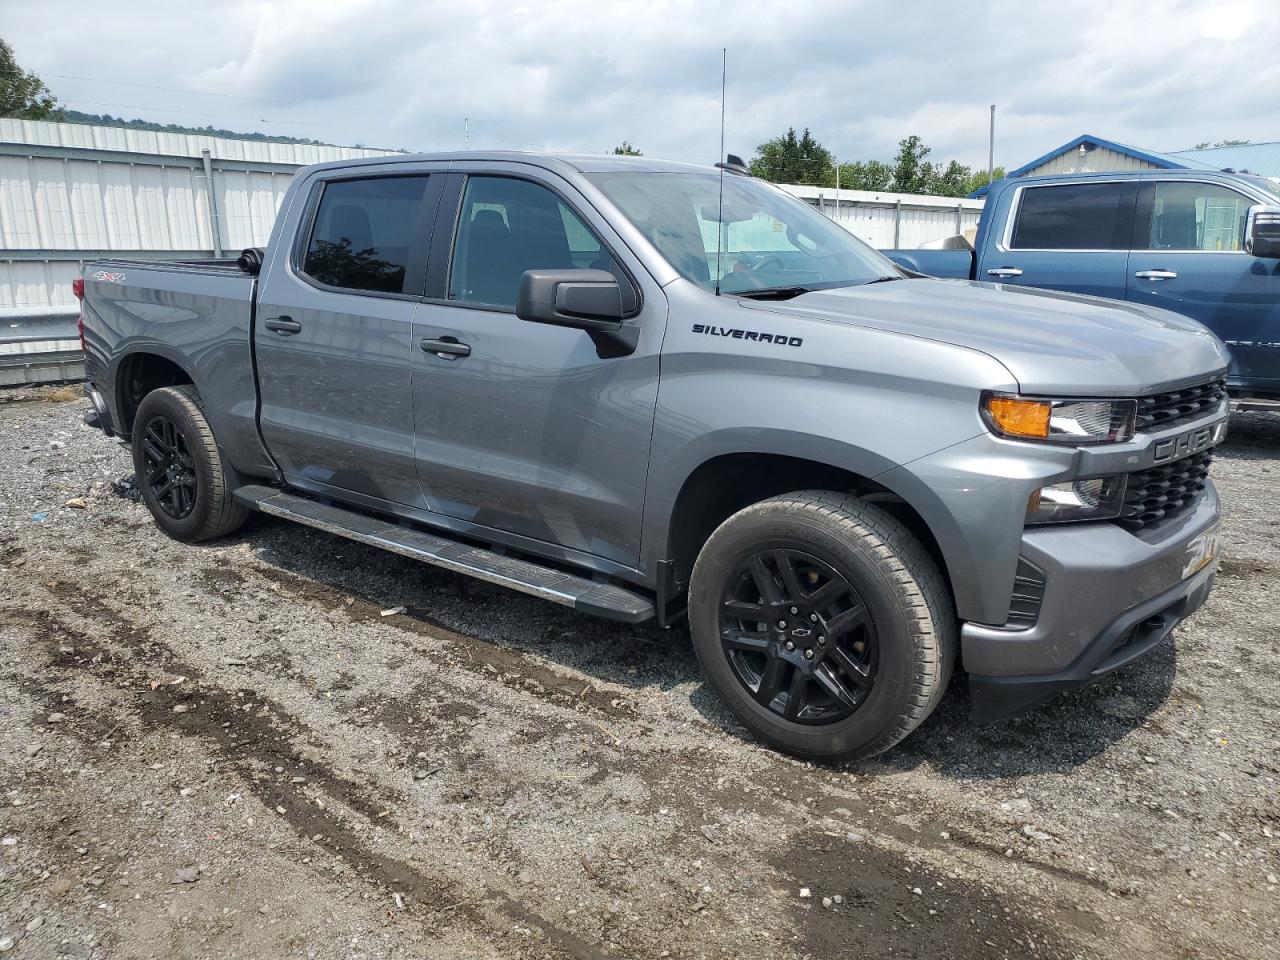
0,38 -> 63,120
962,165 -> 1006,195
836,159 -> 893,191
749,127 -> 835,186
891,135 -> 936,195
928,159 -> 972,197
612,141 -> 643,156
1193,139 -> 1250,149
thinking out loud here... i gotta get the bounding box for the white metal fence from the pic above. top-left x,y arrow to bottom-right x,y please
0,120 -> 988,322
0,119 -> 398,319
778,183 -> 984,249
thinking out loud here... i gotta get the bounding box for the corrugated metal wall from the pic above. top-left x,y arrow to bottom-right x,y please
0,118 -> 396,167
0,119 -> 400,318
1022,146 -> 1162,177
779,185 -> 985,249
2,118 -> 991,318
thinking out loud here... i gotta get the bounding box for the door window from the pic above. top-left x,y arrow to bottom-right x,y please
301,176 -> 430,294
1141,181 -> 1250,251
1009,182 -> 1134,250
448,176 -> 618,309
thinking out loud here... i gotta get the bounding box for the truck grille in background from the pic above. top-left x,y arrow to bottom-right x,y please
1005,557 -> 1046,628
1116,450 -> 1213,531
1136,379 -> 1227,432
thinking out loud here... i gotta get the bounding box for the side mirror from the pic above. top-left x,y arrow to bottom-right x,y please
1245,204 -> 1280,259
516,269 -> 639,357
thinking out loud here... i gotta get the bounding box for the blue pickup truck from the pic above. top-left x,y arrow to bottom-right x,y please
887,170 -> 1280,399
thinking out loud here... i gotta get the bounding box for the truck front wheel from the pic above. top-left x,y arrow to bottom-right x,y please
688,491 -> 955,762
131,385 -> 249,543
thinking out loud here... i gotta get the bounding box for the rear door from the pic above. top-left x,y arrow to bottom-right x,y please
1127,178 -> 1280,393
256,170 -> 442,508
978,180 -> 1136,297
409,168 -> 663,567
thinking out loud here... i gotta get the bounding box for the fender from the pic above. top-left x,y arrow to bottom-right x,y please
642,426 -> 913,575
110,339 -> 275,479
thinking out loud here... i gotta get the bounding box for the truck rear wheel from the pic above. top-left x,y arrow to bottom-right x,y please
688,491 -> 955,762
131,385 -> 249,543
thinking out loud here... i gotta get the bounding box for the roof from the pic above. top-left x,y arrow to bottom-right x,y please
969,166 -> 1280,203
300,150 -> 713,177
0,117 -> 399,166
969,132 -> 1228,198
1004,133 -> 1221,180
1169,141 -> 1280,177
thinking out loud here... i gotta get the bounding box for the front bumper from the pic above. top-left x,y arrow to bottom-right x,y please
964,480 -> 1220,721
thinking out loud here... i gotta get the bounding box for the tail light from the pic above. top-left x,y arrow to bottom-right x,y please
73,277 -> 86,351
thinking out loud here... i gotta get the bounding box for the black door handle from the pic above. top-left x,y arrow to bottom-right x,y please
264,316 -> 302,335
420,336 -> 471,359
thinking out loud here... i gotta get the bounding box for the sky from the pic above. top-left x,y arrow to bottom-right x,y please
3,0 -> 1277,171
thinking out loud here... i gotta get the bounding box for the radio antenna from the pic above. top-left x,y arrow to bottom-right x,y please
715,47 -> 726,297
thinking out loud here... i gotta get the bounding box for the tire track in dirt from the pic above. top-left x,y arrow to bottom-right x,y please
3,593 -> 614,960
7,561 -> 1107,959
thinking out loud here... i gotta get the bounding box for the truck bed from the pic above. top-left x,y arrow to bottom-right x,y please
884,248 -> 975,279
80,256 -> 271,475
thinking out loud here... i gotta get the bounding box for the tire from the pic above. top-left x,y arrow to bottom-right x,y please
131,385 -> 249,543
688,490 -> 955,762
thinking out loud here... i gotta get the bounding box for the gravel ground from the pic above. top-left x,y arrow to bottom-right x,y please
0,388 -> 1276,959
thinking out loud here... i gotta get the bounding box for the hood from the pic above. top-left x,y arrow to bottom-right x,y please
742,278 -> 1230,396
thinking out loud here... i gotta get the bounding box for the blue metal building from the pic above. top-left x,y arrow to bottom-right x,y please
972,134 -> 1280,197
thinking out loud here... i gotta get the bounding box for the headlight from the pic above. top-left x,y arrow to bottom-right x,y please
983,394 -> 1137,444
1027,476 -> 1127,524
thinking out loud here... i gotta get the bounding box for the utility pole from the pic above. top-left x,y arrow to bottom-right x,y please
834,160 -> 840,223
464,118 -> 470,150
988,104 -> 996,184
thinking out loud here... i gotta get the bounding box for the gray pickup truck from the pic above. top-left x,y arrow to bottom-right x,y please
77,152 -> 1229,761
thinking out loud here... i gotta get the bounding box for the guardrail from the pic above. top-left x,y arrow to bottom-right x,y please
0,314 -> 84,387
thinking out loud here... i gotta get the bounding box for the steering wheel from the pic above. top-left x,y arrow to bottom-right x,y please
751,254 -> 786,273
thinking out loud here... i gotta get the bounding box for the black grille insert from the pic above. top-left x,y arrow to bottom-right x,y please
1117,450 -> 1213,531
1137,379 -> 1227,432
1005,557 -> 1046,628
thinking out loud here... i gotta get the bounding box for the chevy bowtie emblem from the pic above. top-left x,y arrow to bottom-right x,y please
791,627 -> 812,638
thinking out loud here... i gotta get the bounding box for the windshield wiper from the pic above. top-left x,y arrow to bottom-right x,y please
733,285 -> 816,301
861,275 -> 903,285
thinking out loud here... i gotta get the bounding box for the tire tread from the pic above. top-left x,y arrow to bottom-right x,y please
134,385 -> 249,542
690,489 -> 956,762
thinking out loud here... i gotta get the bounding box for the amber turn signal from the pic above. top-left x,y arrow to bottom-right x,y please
984,396 -> 1051,439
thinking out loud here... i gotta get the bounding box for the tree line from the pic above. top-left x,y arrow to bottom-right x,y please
748,127 -> 1004,198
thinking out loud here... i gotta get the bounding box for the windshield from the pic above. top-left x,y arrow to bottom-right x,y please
586,171 -> 903,295
1240,174 -> 1280,203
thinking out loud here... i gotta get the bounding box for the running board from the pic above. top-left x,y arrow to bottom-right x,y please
233,485 -> 655,624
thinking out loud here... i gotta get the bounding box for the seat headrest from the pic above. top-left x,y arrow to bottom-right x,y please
329,204 -> 373,251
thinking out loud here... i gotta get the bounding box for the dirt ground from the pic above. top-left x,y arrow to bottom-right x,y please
1,388 -> 1277,960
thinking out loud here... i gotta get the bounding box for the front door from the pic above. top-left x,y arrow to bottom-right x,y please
977,180 -> 1136,298
256,172 -> 439,508
1126,179 -> 1280,394
410,171 -> 663,567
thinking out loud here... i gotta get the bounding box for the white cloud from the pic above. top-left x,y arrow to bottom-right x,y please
6,0 -> 1278,169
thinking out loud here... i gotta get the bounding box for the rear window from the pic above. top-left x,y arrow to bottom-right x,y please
302,176 -> 429,294
1009,182 -> 1133,250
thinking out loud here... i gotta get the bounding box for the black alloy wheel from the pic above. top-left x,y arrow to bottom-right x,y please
719,548 -> 878,725
139,414 -> 197,520
131,385 -> 249,542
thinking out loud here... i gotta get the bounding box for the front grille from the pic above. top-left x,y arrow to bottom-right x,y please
1136,379 -> 1227,432
1004,557 -> 1046,628
1116,450 -> 1213,531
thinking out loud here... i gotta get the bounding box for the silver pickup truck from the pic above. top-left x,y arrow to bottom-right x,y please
77,152 -> 1229,761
